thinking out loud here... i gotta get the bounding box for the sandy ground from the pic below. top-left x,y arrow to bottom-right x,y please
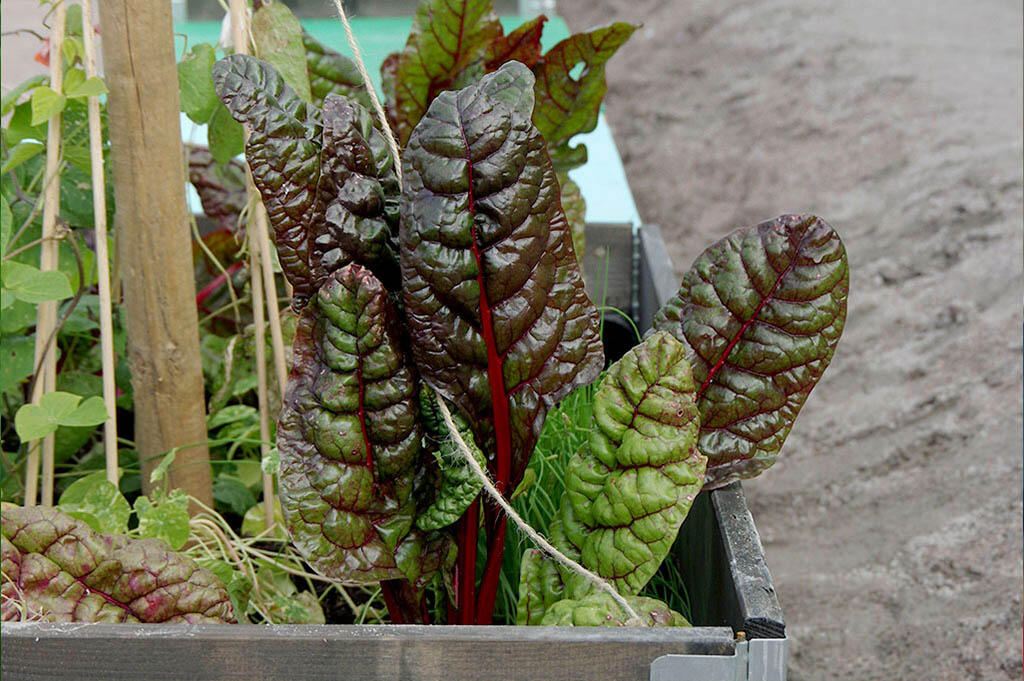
3,1 -> 1021,678
558,0 -> 1024,678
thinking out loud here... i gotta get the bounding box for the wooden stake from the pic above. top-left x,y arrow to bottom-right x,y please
255,204 -> 287,393
98,0 -> 213,507
230,0 -> 276,531
81,0 -> 119,487
26,3 -> 66,507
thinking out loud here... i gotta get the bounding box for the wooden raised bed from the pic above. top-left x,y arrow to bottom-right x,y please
1,224 -> 787,681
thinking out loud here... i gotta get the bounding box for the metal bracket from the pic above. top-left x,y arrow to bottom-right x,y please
649,637 -> 788,681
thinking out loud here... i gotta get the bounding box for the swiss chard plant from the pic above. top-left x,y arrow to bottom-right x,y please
205,0 -> 849,628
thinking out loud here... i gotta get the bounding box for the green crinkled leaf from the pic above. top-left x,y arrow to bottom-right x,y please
559,331 -> 705,596
178,43 -> 219,124
532,23 -> 637,171
277,264 -> 425,584
1,505 -> 234,623
415,387 -> 485,532
303,31 -> 373,111
390,0 -> 502,146
515,548 -> 565,625
652,214 -> 849,488
251,3 -> 313,105
558,171 -> 586,262
540,591 -> 689,627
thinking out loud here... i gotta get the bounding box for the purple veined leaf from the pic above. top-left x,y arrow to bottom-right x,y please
391,0 -> 502,147
557,171 -> 586,262
532,22 -> 637,171
540,592 -> 689,627
400,61 -> 604,498
187,144 -> 247,233
277,264 -> 425,584
303,31 -> 374,111
1,505 -> 235,623
212,54 -> 321,305
485,15 -> 548,71
652,214 -> 850,488
380,51 -> 401,132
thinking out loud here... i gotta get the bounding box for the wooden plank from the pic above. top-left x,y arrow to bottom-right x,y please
637,223 -> 680,331
0,623 -> 735,681
98,0 -> 212,504
582,222 -> 634,315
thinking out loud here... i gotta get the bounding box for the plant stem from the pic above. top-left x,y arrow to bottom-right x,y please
474,509 -> 507,624
454,500 -> 479,624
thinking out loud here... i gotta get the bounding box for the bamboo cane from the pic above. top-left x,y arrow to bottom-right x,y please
26,2 -> 67,506
229,0 -> 276,531
81,0 -> 120,486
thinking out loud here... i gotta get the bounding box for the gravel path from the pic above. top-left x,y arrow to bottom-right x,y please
559,0 -> 1023,678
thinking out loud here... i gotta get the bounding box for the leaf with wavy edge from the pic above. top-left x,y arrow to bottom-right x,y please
391,0 -> 502,147
485,15 -> 547,71
540,591 -> 689,627
415,386 -> 485,532
212,54 -> 320,304
553,332 -> 704,598
277,265 -> 422,584
1,505 -> 234,623
532,23 -> 637,171
302,31 -> 373,111
400,62 -> 604,496
558,171 -> 586,262
652,214 -> 849,488
251,2 -> 313,104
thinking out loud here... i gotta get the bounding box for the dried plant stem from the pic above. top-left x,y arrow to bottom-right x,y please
230,0 -> 275,531
432,391 -> 642,624
81,0 -> 119,486
26,2 -> 66,507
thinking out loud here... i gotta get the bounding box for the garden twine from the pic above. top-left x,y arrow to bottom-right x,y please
328,7 -> 642,625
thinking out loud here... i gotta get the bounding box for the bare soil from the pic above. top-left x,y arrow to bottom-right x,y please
559,0 -> 1024,678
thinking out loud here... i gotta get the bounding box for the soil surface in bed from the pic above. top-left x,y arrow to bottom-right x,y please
558,0 -> 1024,679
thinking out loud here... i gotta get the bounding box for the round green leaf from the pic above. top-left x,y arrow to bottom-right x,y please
134,495 -> 191,550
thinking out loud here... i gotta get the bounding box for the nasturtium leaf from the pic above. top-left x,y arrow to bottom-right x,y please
485,15 -> 547,71
0,140 -> 44,174
277,264 -> 424,584
177,43 -> 219,123
556,332 -> 704,597
30,85 -> 66,126
415,387 -> 485,532
57,470 -> 109,506
400,62 -> 604,493
1,261 -> 73,303
207,404 -> 258,431
134,494 -> 191,551
213,476 -> 257,517
302,31 -> 373,111
532,23 -> 637,171
207,101 -> 245,166
1,505 -> 234,623
241,499 -> 285,539
540,591 -> 689,627
58,477 -> 130,535
0,335 -> 34,394
251,2 -> 313,105
390,0 -> 502,146
652,214 -> 849,488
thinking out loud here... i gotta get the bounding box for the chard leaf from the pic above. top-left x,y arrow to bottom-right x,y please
303,31 -> 373,111
400,62 -> 604,494
557,171 -> 586,262
652,214 -> 849,488
391,0 -> 502,146
532,23 -> 637,171
251,2 -> 313,105
277,265 -> 424,584
485,15 -> 547,71
515,548 -> 565,625
212,54 -> 320,304
540,591 -> 689,627
187,145 -> 248,232
1,505 -> 234,623
558,332 -> 704,596
415,387 -> 485,532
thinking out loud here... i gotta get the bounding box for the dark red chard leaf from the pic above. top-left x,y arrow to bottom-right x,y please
557,171 -> 586,262
653,214 -> 849,488
212,54 -> 320,304
187,144 -> 247,233
485,15 -> 547,71
277,265 -> 424,584
302,31 -> 374,111
1,506 -> 234,623
400,61 -> 604,495
532,23 -> 637,171
312,95 -> 402,291
391,0 -> 502,147
380,51 -> 401,131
